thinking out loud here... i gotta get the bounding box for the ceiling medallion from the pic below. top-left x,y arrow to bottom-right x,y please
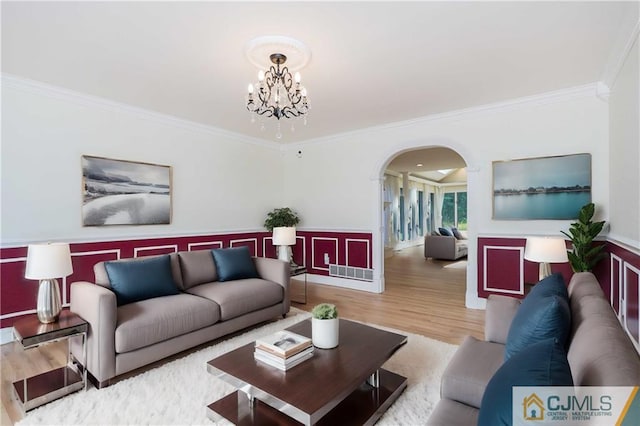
245,36 -> 311,139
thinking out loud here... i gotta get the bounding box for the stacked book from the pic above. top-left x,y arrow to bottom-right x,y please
254,330 -> 314,371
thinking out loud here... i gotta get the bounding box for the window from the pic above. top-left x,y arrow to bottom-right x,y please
399,188 -> 405,241
442,191 -> 467,230
417,191 -> 424,236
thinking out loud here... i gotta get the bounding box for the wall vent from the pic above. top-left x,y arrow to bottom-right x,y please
329,264 -> 374,282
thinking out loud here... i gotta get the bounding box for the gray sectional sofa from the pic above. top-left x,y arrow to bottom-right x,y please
70,249 -> 290,388
428,272 -> 640,425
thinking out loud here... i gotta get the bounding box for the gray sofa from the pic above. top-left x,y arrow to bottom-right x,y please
424,234 -> 468,260
428,272 -> 640,425
70,250 -> 290,388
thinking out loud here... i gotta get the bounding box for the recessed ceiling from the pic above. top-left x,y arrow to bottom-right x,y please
386,147 -> 467,182
1,1 -> 635,143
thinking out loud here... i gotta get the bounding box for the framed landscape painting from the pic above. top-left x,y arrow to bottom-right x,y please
493,153 -> 591,220
81,155 -> 172,226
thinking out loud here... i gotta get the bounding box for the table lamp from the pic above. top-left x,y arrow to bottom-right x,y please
524,237 -> 568,281
272,226 -> 298,268
25,242 -> 73,323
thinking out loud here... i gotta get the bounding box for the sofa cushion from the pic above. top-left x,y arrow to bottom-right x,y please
438,227 -> 453,237
451,227 -> 464,240
115,293 -> 220,353
211,246 -> 259,282
104,255 -> 179,306
477,338 -> 574,426
187,278 -> 283,321
528,272 -> 568,301
178,250 -> 217,290
505,294 -> 571,360
440,336 -> 505,408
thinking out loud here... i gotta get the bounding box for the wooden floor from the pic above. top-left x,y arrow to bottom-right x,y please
0,245 -> 484,425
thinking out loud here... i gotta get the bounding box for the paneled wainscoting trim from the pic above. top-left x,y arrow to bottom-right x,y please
0,230 -> 373,327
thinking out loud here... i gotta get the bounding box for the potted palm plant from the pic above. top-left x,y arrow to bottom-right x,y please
311,303 -> 339,349
561,202 -> 607,272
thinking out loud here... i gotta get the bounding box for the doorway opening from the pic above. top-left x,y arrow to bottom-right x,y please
380,146 -> 470,303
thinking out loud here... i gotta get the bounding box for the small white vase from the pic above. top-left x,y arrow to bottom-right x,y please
312,317 -> 339,349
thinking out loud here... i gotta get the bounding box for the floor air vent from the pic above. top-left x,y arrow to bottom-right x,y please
329,264 -> 374,282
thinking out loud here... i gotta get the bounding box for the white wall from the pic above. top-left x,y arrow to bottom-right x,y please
609,32 -> 640,248
283,88 -> 610,307
1,78 -> 284,245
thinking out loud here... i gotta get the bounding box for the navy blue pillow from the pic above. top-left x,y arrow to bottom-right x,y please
505,294 -> 571,360
211,246 -> 259,282
104,255 -> 179,306
478,338 -> 574,426
438,227 -> 453,237
528,272 -> 568,301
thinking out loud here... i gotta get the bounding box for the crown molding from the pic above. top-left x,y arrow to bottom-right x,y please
289,83 -> 600,148
1,73 -> 280,151
601,16 -> 640,89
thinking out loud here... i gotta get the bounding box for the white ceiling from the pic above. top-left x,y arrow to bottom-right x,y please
386,147 -> 466,182
2,1 -> 635,144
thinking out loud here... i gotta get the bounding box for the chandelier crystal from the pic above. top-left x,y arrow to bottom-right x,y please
246,53 -> 309,139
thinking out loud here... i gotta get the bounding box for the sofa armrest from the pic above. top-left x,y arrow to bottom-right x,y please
424,235 -> 457,259
253,257 -> 290,314
484,294 -> 521,344
70,281 -> 117,383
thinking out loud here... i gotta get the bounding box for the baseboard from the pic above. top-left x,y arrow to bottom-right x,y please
465,293 -> 486,310
0,327 -> 15,345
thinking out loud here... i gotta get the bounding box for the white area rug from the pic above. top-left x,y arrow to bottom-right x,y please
17,309 -> 457,425
443,260 -> 468,270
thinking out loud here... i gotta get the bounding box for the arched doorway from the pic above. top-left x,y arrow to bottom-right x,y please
372,140 -> 484,309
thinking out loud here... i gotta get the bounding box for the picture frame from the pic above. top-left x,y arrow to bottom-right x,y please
81,155 -> 172,226
492,153 -> 591,220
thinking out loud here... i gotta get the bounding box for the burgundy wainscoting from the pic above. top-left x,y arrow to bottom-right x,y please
605,241 -> 640,350
297,231 -> 373,275
0,230 -> 373,327
478,237 -> 573,299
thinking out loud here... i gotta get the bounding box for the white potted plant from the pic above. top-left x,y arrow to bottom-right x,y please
311,303 -> 339,349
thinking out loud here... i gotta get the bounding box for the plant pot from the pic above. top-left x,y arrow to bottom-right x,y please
312,317 -> 339,349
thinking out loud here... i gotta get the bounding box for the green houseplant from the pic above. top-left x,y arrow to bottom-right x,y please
263,207 -> 300,232
311,303 -> 338,320
311,303 -> 339,349
561,202 -> 606,272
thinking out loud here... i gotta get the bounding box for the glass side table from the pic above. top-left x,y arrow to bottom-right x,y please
290,266 -> 307,304
12,310 -> 88,411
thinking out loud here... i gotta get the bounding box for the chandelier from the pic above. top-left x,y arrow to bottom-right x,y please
245,36 -> 311,139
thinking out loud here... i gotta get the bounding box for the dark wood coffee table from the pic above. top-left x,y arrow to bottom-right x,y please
207,318 -> 407,425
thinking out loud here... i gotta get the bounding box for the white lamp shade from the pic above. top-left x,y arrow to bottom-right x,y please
272,226 -> 296,246
25,243 -> 73,279
524,237 -> 569,263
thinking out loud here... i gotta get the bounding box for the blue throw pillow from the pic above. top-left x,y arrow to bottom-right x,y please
211,246 -> 259,282
438,227 -> 453,237
505,294 -> 571,360
478,338 -> 574,426
528,272 -> 568,301
105,255 -> 179,306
